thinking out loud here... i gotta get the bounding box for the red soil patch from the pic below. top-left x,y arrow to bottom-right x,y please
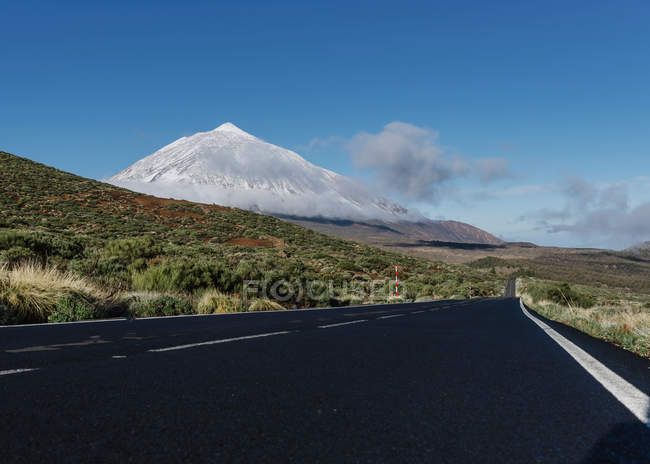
131,194 -> 230,212
226,238 -> 276,248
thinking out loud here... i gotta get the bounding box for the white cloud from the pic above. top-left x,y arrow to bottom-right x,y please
345,121 -> 470,201
526,177 -> 650,249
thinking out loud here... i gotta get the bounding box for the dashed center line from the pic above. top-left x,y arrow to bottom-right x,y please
411,311 -> 426,314
112,355 -> 127,359
0,368 -> 39,376
148,331 -> 292,352
378,314 -> 404,319
319,320 -> 367,329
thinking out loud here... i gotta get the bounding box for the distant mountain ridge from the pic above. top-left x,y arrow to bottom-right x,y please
279,216 -> 504,246
110,123 -> 502,245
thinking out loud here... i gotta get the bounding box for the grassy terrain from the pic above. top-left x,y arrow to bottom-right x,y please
0,151 -> 505,324
519,278 -> 650,359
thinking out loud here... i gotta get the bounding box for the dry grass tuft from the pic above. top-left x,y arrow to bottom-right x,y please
247,298 -> 284,312
197,290 -> 242,314
0,262 -> 106,323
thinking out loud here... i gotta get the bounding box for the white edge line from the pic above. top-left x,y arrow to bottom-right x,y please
520,299 -> 650,427
0,368 -> 40,376
378,314 -> 405,319
318,319 -> 367,329
148,331 -> 292,353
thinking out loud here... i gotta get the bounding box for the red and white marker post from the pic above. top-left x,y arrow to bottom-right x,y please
394,264 -> 398,297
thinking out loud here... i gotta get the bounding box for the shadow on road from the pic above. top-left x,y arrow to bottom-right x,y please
581,421 -> 650,463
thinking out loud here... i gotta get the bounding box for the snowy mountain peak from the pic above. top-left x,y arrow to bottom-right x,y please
109,124 -> 419,221
212,122 -> 252,137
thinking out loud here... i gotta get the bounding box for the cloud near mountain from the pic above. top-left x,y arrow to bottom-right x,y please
307,121 -> 514,201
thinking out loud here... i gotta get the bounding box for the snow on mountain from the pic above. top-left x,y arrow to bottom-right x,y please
110,122 -> 420,221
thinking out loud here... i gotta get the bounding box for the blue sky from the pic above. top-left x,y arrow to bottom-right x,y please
2,0 -> 649,249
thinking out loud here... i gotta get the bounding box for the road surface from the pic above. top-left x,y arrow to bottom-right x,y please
1,298 -> 649,463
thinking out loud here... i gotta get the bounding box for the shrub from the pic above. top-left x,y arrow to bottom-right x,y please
132,260 -> 235,294
102,236 -> 161,262
128,294 -> 193,318
1,246 -> 38,266
48,295 -> 95,322
0,230 -> 84,262
0,303 -> 22,325
416,284 -> 435,297
247,298 -> 284,312
544,283 -> 595,308
197,290 -> 242,314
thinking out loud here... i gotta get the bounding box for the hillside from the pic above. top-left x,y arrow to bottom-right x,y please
0,151 -> 504,324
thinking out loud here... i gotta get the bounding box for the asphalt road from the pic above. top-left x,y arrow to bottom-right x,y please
1,298 -> 649,463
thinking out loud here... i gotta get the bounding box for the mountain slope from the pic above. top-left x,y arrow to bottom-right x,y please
109,123 -> 501,245
110,122 -> 412,221
0,150 -> 505,314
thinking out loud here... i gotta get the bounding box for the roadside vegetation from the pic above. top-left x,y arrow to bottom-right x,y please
0,151 -> 505,324
519,278 -> 650,359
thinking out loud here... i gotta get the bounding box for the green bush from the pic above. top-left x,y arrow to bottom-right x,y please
416,284 -> 435,297
129,295 -> 193,317
532,282 -> 595,308
48,295 -> 96,322
132,260 -> 235,294
103,236 -> 161,262
0,303 -> 22,325
1,246 -> 38,266
0,230 -> 84,262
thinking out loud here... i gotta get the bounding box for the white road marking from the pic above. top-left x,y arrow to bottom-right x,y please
520,299 -> 650,427
112,355 -> 127,359
378,314 -> 404,320
411,311 -> 426,314
148,331 -> 292,352
6,337 -> 110,353
0,368 -> 39,376
318,320 -> 367,329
